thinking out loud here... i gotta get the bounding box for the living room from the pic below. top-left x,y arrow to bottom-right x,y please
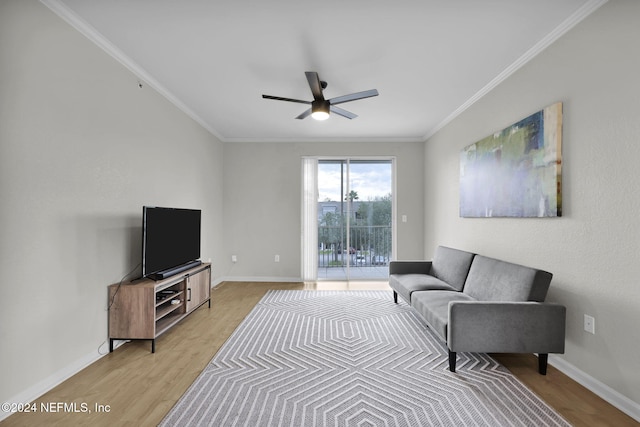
1,0 -> 639,425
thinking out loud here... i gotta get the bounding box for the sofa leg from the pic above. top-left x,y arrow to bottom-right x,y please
538,353 -> 548,375
449,351 -> 456,372
393,291 -> 398,304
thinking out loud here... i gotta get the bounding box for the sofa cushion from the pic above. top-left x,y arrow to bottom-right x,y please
429,246 -> 475,291
463,255 -> 552,302
390,274 -> 457,303
410,290 -> 476,342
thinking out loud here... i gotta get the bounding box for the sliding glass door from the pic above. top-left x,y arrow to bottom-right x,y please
314,158 -> 394,280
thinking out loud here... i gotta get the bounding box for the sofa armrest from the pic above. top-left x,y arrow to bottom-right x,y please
389,261 -> 432,275
447,301 -> 566,354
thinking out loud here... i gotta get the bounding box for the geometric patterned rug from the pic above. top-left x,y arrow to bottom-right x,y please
159,290 -> 571,426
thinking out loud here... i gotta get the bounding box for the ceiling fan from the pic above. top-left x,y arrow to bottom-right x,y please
262,71 -> 379,120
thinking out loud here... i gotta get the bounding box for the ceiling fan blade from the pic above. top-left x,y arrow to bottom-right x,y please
295,108 -> 313,120
305,71 -> 324,101
330,105 -> 357,119
262,95 -> 311,105
329,89 -> 379,105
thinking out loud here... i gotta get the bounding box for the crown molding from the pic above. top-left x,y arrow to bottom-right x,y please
223,136 -> 425,144
423,0 -> 609,141
39,0 -> 225,142
38,0 -> 420,145
40,0 -> 608,145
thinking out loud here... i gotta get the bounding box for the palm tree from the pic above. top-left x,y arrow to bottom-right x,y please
345,190 -> 359,202
344,190 -> 359,253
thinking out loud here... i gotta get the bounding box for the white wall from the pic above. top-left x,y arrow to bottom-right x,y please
0,0 -> 224,403
10,0 -> 637,417
424,0 -> 640,407
221,141 -> 425,280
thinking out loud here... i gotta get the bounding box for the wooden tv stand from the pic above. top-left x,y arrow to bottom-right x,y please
108,263 -> 211,353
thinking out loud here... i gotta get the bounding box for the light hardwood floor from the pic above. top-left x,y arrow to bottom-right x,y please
2,281 -> 637,426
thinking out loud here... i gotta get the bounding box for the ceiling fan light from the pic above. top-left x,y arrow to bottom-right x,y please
311,111 -> 330,120
311,100 -> 330,121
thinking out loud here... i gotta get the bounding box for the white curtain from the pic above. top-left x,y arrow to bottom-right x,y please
301,157 -> 318,281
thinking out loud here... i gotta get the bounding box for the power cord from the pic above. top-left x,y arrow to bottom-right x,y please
107,262 -> 141,311
98,262 -> 141,355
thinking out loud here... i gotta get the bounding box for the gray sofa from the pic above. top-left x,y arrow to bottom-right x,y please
389,246 -> 566,374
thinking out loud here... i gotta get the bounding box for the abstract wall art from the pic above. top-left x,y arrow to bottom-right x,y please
460,102 -> 562,218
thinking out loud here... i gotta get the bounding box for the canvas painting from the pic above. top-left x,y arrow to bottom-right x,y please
460,102 -> 562,218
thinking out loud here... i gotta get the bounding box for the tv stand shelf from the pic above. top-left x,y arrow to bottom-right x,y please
108,263 -> 211,353
156,299 -> 183,321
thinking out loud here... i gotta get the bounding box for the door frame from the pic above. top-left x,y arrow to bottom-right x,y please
302,156 -> 397,281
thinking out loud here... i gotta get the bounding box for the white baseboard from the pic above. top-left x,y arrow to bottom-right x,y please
549,354 -> 640,422
0,344 -> 112,423
213,276 -> 303,286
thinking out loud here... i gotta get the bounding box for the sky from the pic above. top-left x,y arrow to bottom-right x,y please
318,161 -> 392,202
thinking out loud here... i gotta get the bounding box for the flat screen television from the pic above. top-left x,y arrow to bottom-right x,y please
142,206 -> 201,279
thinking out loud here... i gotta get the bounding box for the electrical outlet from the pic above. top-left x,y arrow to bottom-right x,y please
274,255 -> 280,262
231,255 -> 237,263
584,314 -> 595,334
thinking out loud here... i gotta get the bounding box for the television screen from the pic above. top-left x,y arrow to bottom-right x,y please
142,206 -> 201,278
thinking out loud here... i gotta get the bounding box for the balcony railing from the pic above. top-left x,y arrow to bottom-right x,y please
318,224 -> 391,279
